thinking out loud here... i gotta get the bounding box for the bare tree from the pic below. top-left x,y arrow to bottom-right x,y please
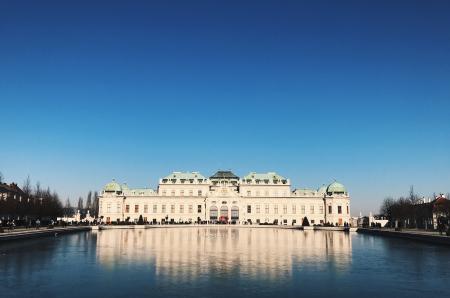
34,181 -> 42,198
63,197 -> 74,217
22,175 -> 32,196
65,198 -> 71,209
77,197 -> 84,211
408,185 -> 421,204
380,197 -> 395,217
86,191 -> 92,213
92,191 -> 99,217
0,171 -> 4,183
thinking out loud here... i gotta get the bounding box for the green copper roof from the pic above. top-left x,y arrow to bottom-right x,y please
163,171 -> 206,181
327,181 -> 347,194
123,188 -> 156,196
104,179 -> 122,192
243,172 -> 286,181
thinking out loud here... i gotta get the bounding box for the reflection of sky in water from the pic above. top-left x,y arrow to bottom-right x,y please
1,228 -> 450,298
96,228 -> 352,281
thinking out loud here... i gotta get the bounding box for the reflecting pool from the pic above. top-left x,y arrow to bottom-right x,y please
1,227 -> 450,297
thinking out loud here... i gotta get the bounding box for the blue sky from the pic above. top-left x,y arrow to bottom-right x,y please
1,0 -> 449,215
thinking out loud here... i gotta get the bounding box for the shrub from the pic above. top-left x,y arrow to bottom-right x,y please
302,217 -> 310,226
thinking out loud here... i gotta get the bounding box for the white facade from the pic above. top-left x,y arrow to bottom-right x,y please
99,171 -> 351,226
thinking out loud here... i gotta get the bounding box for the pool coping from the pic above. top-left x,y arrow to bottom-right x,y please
357,228 -> 450,246
0,226 -> 91,242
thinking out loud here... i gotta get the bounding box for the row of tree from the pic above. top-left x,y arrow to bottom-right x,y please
380,187 -> 450,229
0,175 -> 63,220
1,172 -> 101,222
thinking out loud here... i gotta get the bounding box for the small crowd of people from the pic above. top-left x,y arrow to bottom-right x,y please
437,217 -> 450,236
0,218 -> 43,231
0,219 -> 16,231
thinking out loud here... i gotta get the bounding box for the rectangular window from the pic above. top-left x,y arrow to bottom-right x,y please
347,206 -> 349,214
328,206 -> 332,214
319,205 -> 324,214
310,205 -> 314,214
247,190 -> 251,196
180,190 -> 184,196
247,205 -> 251,213
256,190 -> 260,196
162,204 -> 166,213
171,190 -> 175,196
256,204 -> 260,214
125,205 -> 130,213
338,206 -> 342,214
189,205 -> 193,213
292,205 -> 296,214
283,205 -> 287,214
301,205 -> 305,214
189,190 -> 193,196
198,190 -> 202,196
162,190 -> 167,196
107,203 -> 111,213
171,205 -> 175,213
144,205 -> 148,213
135,205 -> 139,213
274,205 -> 278,214
117,203 -> 121,213
265,204 -> 269,214
197,205 -> 202,213
180,205 -> 184,213
153,204 -> 157,213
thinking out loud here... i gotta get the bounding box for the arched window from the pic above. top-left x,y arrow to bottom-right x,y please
231,206 -> 239,220
220,205 -> 228,219
210,206 -> 218,220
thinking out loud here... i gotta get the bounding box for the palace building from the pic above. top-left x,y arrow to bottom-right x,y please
98,171 -> 351,226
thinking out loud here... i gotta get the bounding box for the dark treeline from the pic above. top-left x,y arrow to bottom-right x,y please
0,174 -> 63,221
380,186 -> 450,229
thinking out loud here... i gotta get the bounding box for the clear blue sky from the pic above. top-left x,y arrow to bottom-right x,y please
1,0 -> 449,215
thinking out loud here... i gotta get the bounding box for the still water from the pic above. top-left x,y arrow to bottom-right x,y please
1,227 -> 450,297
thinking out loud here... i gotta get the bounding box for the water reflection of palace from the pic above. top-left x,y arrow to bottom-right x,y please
96,228 -> 352,280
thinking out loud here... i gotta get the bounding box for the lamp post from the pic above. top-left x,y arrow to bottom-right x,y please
204,197 -> 206,223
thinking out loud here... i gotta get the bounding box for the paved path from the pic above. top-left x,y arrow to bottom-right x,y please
0,226 -> 91,242
363,228 -> 447,237
357,228 -> 450,245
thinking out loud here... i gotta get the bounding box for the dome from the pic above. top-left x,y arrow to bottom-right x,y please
104,179 -> 122,193
327,181 -> 347,194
